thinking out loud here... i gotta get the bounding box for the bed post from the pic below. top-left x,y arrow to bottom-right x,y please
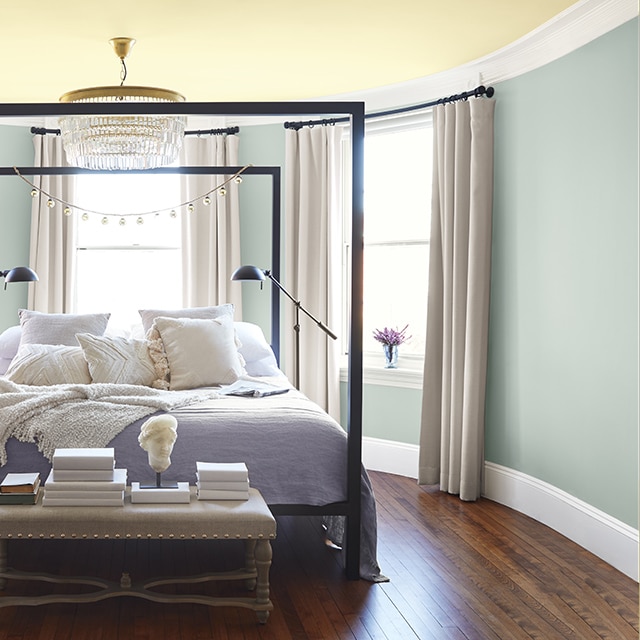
345,104 -> 365,580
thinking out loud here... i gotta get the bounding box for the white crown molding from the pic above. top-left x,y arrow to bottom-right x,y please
320,0 -> 639,113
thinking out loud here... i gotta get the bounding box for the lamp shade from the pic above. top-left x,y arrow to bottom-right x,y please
231,265 -> 266,282
3,266 -> 39,283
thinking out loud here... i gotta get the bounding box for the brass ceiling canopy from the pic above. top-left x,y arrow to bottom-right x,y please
58,37 -> 186,171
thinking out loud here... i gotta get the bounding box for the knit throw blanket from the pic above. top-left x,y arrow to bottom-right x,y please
0,378 -> 220,465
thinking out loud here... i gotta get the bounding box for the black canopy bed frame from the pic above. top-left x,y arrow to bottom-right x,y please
0,100 -> 365,580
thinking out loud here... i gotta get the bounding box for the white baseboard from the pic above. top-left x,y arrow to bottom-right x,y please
362,438 -> 639,581
483,462 -> 638,581
362,437 -> 419,479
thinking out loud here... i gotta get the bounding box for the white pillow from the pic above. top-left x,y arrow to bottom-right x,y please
76,333 -> 157,386
5,344 -> 91,385
139,304 -> 234,334
153,315 -> 245,390
0,357 -> 12,376
0,325 -> 21,360
234,322 -> 280,377
19,310 -> 110,347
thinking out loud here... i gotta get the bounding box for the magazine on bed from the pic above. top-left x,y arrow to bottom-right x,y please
219,379 -> 290,398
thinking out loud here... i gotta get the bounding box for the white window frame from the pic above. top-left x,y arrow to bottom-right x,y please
340,110 -> 433,388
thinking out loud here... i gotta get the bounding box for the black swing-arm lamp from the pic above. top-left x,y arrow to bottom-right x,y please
231,265 -> 337,389
1,266 -> 38,290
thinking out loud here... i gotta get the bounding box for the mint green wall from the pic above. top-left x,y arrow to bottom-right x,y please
237,124 -> 286,340
0,125 -> 34,330
486,19 -> 639,527
340,382 -> 422,444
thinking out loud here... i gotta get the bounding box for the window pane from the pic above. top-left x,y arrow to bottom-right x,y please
363,243 -> 428,356
364,127 -> 432,244
75,249 -> 181,330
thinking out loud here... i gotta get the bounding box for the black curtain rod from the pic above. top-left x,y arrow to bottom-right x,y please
30,125 -> 240,137
283,84 -> 495,130
184,126 -> 239,136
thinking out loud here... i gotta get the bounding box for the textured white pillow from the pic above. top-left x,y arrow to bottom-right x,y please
76,333 -> 156,386
5,344 -> 92,385
19,310 -> 110,347
153,315 -> 245,390
139,304 -> 234,334
234,321 -> 280,377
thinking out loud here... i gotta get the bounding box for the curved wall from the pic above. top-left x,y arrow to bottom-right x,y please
486,18 -> 638,529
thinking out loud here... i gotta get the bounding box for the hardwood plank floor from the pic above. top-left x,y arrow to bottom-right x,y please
0,471 -> 637,639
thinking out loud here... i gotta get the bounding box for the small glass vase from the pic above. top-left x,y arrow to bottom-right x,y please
383,344 -> 399,369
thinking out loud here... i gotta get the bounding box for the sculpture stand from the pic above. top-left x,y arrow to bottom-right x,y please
139,472 -> 178,490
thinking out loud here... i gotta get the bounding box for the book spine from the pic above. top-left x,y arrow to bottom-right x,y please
0,494 -> 38,505
52,457 -> 115,470
197,480 -> 250,492
52,469 -> 116,482
46,469 -> 127,490
196,489 -> 250,501
42,496 -> 124,507
196,471 -> 249,482
0,484 -> 38,494
43,490 -> 124,500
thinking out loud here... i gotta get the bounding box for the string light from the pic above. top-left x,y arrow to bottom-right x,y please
13,164 -> 252,226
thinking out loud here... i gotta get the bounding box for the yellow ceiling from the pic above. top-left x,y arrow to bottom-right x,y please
2,0 -> 579,103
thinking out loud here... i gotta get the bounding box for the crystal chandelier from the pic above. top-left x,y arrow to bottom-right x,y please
58,38 -> 186,171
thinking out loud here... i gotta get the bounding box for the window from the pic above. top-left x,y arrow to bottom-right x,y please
344,111 -> 433,374
73,172 -> 182,331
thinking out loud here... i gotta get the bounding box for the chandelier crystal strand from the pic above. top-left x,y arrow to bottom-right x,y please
58,38 -> 186,171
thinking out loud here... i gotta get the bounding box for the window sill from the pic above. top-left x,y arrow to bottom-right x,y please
339,364 -> 423,390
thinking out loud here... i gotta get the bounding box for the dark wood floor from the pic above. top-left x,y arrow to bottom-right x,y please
0,471 -> 637,639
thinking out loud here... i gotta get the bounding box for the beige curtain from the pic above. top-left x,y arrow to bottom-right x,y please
179,134 -> 242,311
284,126 -> 342,420
28,135 -> 77,313
419,99 -> 496,501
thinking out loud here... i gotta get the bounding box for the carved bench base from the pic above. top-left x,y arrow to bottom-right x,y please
0,488 -> 276,623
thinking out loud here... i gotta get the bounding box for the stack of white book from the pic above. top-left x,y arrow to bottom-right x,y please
196,462 -> 249,501
43,448 -> 126,507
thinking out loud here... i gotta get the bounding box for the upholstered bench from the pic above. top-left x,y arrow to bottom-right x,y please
0,487 -> 276,623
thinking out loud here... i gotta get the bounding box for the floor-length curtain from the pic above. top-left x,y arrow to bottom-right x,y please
28,135 -> 77,313
284,126 -> 341,420
419,98 -> 495,501
179,134 -> 242,312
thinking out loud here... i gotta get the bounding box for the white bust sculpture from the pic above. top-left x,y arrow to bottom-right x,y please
138,414 -> 178,473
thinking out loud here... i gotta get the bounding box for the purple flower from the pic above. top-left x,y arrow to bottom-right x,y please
372,324 -> 410,346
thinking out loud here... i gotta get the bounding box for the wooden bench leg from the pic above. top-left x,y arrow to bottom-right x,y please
244,539 -> 257,590
254,539 -> 272,624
